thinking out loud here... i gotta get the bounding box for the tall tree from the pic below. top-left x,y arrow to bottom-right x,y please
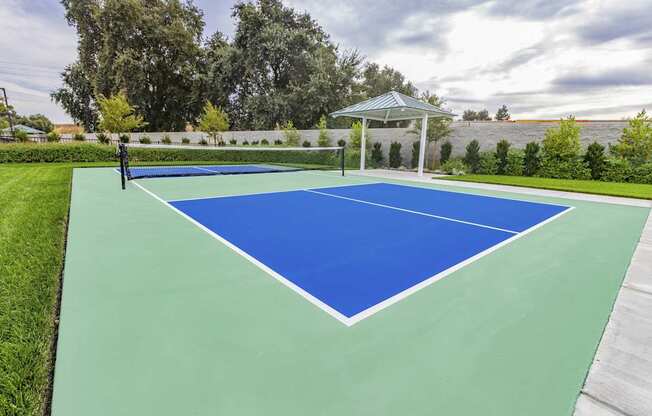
462,109 -> 478,121
54,0 -> 205,132
227,0 -> 361,130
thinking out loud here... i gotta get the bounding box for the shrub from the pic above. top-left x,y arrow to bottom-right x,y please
632,163 -> 652,184
46,131 -> 61,142
542,116 -> 581,162
440,140 -> 452,164
495,139 -> 510,174
73,133 -> 86,141
538,158 -> 590,179
411,141 -> 420,168
523,142 -> 541,176
464,140 -> 481,173
477,152 -> 497,174
389,142 -> 402,168
274,139 -> 283,145
14,130 -> 29,142
161,135 -> 172,145
96,132 -> 109,144
610,110 -> 652,166
119,134 -> 130,143
242,140 -> 250,145
337,139 -> 346,147
371,142 -> 383,167
261,139 -> 269,145
504,150 -> 524,176
441,159 -> 466,175
283,121 -> 301,146
584,141 -> 606,180
198,138 -> 208,145
181,137 -> 190,144
229,139 -> 237,145
217,141 -> 226,146
601,158 -> 634,183
139,136 -> 151,144
251,140 -> 260,145
317,115 -> 331,147
302,140 -> 311,147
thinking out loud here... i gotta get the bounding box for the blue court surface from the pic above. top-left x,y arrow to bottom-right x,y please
120,164 -> 299,179
169,183 -> 571,324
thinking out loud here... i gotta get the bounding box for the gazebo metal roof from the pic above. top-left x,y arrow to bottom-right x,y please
330,91 -> 456,121
0,124 -> 45,135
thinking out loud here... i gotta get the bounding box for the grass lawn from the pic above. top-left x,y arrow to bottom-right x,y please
0,164 -> 72,416
439,174 -> 652,200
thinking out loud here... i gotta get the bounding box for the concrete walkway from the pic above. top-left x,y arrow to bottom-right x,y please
350,169 -> 652,416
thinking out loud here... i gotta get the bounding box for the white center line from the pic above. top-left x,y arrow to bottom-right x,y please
304,189 -> 519,234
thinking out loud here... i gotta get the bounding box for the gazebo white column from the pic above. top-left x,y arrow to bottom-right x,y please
417,114 -> 428,177
360,117 -> 367,171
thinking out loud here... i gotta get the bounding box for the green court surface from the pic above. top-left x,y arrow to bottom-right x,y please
51,168 -> 649,416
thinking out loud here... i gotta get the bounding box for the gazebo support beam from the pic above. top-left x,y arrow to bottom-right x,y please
418,114 -> 428,177
360,117 -> 367,171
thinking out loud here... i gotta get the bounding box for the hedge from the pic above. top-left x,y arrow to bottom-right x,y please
0,143 -> 342,167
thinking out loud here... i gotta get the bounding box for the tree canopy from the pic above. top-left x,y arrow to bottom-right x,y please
97,92 -> 146,135
52,0 -> 442,133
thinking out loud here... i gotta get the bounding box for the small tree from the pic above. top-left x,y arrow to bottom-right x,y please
495,139 -> 511,174
542,116 -> 581,162
349,120 -> 371,149
283,121 -> 300,146
316,115 -> 331,147
97,92 -> 146,141
198,101 -> 229,145
584,141 -> 606,180
462,110 -> 478,121
464,140 -> 481,173
46,131 -> 61,142
611,110 -> 652,166
476,109 -> 491,121
495,105 -> 510,121
389,142 -> 402,168
371,142 -> 383,166
523,142 -> 541,176
440,141 -> 453,164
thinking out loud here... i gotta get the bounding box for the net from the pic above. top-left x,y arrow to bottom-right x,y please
117,143 -> 345,188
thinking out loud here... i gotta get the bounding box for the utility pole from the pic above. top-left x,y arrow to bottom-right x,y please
0,87 -> 15,138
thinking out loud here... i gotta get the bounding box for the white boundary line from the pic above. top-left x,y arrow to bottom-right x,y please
127,177 -> 575,327
130,179 -> 355,326
345,205 -> 575,325
166,181 -> 381,203
305,189 -> 519,234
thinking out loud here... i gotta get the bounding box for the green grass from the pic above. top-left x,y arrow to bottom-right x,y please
0,165 -> 72,416
439,174 -> 652,200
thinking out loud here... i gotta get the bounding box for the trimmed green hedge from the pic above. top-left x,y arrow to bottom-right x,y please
0,143 -> 342,167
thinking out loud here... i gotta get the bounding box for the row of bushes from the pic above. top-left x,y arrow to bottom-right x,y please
439,139 -> 652,184
0,142 -> 347,167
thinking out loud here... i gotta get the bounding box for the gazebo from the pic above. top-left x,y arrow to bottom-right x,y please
330,91 -> 456,176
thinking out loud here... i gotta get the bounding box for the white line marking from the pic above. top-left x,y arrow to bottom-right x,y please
126,175 -> 575,327
192,165 -> 219,173
129,179 -> 355,326
305,189 -> 519,234
166,181 -> 381,203
344,206 -> 575,325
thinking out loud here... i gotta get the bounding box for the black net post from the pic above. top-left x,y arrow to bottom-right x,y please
118,143 -> 127,190
340,146 -> 345,176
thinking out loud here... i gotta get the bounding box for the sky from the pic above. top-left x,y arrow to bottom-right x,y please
1,0 -> 651,123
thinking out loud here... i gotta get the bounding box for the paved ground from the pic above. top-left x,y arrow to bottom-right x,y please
51,168 -> 650,416
353,169 -> 652,416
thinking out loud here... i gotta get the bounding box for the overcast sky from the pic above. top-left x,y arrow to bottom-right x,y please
1,0 -> 651,123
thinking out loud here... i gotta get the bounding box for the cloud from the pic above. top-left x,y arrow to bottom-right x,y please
485,0 -> 583,20
552,67 -> 652,91
576,4 -> 652,45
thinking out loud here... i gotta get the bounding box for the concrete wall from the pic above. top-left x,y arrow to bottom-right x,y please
64,121 -> 629,168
